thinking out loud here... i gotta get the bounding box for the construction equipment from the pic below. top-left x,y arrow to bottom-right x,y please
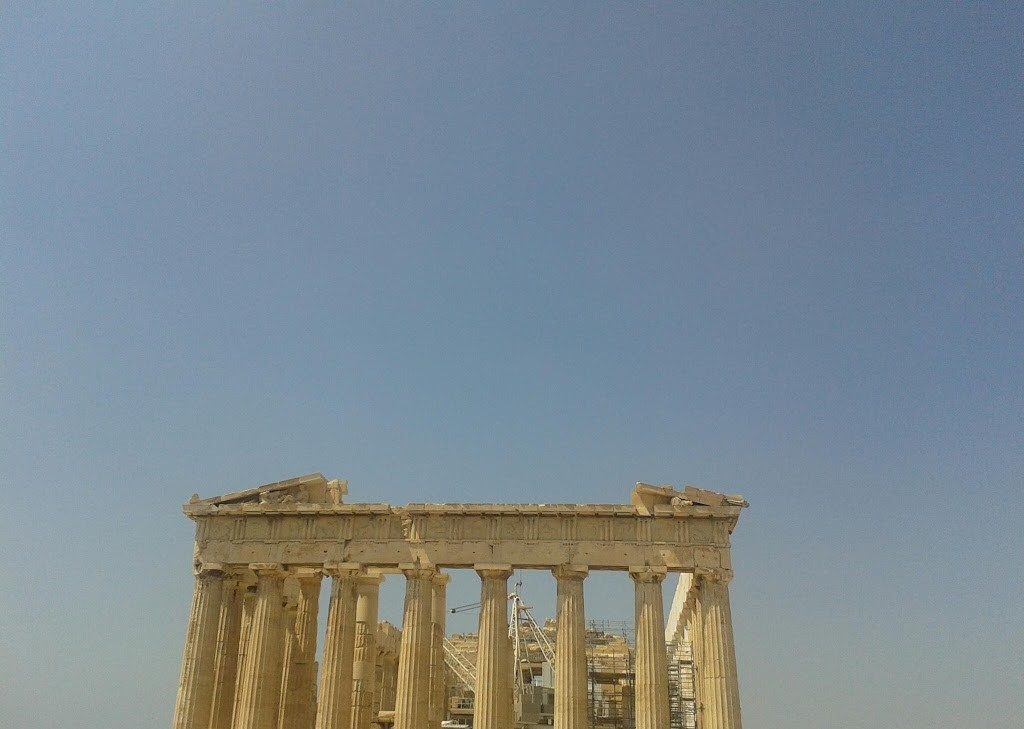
443,637 -> 477,691
508,580 -> 556,722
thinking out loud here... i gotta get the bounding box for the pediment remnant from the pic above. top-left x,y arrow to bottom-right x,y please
188,472 -> 347,507
631,482 -> 748,515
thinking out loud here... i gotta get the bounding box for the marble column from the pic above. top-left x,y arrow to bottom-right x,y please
279,568 -> 323,729
372,653 -> 385,718
696,574 -> 742,729
315,563 -> 361,729
552,564 -> 589,729
231,563 -> 287,729
207,575 -> 245,729
374,651 -> 393,716
350,573 -> 384,729
631,567 -> 670,729
393,565 -> 436,729
473,565 -> 513,729
229,585 -> 257,727
171,563 -> 225,729
686,577 -> 704,723
428,572 -> 451,729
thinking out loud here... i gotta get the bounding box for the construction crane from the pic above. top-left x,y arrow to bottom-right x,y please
443,638 -> 477,691
508,581 -> 555,668
446,579 -> 557,724
508,580 -> 556,723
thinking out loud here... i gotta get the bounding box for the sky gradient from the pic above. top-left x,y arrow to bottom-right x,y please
2,4 -> 1022,728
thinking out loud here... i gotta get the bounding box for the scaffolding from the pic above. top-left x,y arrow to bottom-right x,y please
584,620 -> 635,729
667,636 -> 696,729
443,637 -> 477,691
509,582 -> 556,724
445,603 -> 688,729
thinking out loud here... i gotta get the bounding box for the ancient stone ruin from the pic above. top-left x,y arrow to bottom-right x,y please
171,473 -> 747,729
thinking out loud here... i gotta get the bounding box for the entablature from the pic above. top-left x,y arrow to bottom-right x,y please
184,476 -> 747,573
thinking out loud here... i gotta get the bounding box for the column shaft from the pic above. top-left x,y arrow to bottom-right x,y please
383,655 -> 399,711
689,580 -> 705,724
679,577 -> 704,724
372,652 -> 385,718
697,576 -> 742,729
172,565 -> 225,729
229,586 -> 257,728
473,566 -> 513,729
208,578 -> 245,729
631,567 -> 670,729
315,566 -> 360,729
374,648 -> 400,718
350,574 -> 384,729
428,573 -> 451,729
393,566 -> 436,729
279,570 -> 322,729
553,565 -> 589,729
231,564 -> 287,729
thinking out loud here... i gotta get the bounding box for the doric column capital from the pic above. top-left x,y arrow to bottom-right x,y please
322,561 -> 363,579
194,562 -> 226,577
629,566 -> 668,584
552,564 -> 589,582
474,564 -> 513,580
353,572 -> 385,589
431,572 -> 451,588
249,562 -> 287,578
218,564 -> 256,589
291,565 -> 323,582
399,562 -> 438,579
696,568 -> 734,585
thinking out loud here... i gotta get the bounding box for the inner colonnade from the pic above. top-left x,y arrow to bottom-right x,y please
171,475 -> 748,729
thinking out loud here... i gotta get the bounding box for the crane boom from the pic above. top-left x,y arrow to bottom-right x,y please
443,638 -> 477,691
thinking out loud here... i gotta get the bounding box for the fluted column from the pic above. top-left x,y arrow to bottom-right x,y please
229,585 -> 257,727
350,573 -> 384,729
280,568 -> 323,729
697,574 -> 742,729
373,644 -> 399,716
394,565 -> 437,729
315,563 -> 361,729
208,575 -> 246,729
631,566 -> 669,729
686,577 -> 704,724
372,652 -> 385,718
374,651 -> 385,716
553,564 -> 589,729
172,563 -> 225,729
231,563 -> 287,729
389,655 -> 400,709
473,565 -> 513,729
428,572 -> 451,729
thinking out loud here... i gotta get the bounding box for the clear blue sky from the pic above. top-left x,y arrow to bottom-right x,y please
2,4 -> 1021,728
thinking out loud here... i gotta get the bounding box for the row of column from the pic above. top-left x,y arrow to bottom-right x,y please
683,573 -> 743,729
171,562 -> 445,729
459,563 -> 738,729
174,562 -> 741,729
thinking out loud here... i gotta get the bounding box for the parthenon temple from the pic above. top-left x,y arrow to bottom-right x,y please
171,474 -> 748,729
